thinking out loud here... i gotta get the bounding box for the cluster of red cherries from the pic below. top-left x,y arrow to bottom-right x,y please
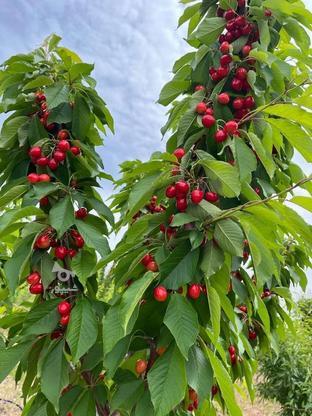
26,271 -> 44,295
27,92 -> 81,184
187,388 -> 199,412
165,147 -> 219,212
57,300 -> 71,327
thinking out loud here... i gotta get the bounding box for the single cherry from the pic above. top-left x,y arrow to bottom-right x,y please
176,198 -> 188,212
215,129 -> 228,143
202,115 -> 216,128
231,78 -> 243,92
187,284 -> 201,299
217,93 -> 230,105
54,150 -> 66,162
153,285 -> 168,302
220,54 -> 232,66
220,41 -> 230,54
146,261 -> 158,272
205,192 -> 219,203
58,301 -> 71,316
195,85 -> 205,91
165,185 -> 176,198
70,146 -> 81,156
55,246 -> 68,260
175,181 -> 190,195
27,272 -> 41,285
236,67 -> 248,80
29,282 -> 44,295
29,146 -> 42,159
57,140 -> 71,152
141,254 -> 154,267
48,158 -> 58,170
40,196 -> 49,207
38,174 -> 50,182
135,359 -> 148,375
232,97 -> 244,110
57,130 -> 69,140
36,234 -> 51,249
74,235 -> 85,249
173,148 -> 185,160
60,314 -> 70,326
196,102 -> 207,115
75,207 -> 88,219
27,173 -> 40,183
224,120 -> 238,135
191,189 -> 204,204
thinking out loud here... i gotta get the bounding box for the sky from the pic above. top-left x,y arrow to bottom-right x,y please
0,0 -> 311,295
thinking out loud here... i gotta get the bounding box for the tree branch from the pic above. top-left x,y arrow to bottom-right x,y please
204,176 -> 312,226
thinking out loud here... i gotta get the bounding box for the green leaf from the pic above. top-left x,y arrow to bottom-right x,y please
0,341 -> 32,383
161,242 -> 200,289
178,3 -> 201,27
69,63 -> 94,81
41,340 -> 69,410
176,109 -> 197,146
104,335 -> 131,378
47,102 -> 73,124
200,240 -> 224,278
233,138 -> 257,183
205,348 -> 243,416
66,298 -> 98,363
148,344 -> 187,416
258,20 -> 270,50
170,213 -> 198,227
0,116 -> 29,149
214,219 -> 244,257
208,286 -> 221,342
103,273 -> 154,355
158,80 -> 191,106
192,17 -> 226,46
72,95 -> 92,139
49,195 -> 75,237
76,220 -> 110,257
267,119 -> 312,162
71,249 -> 97,284
164,294 -> 199,359
135,390 -> 155,416
264,104 -> 312,130
111,380 -> 145,413
248,132 -> 275,178
290,196 -> 312,212
219,0 -> 237,9
0,185 -> 28,209
0,206 -> 45,237
4,234 -> 36,293
40,253 -> 55,289
186,346 -> 213,401
23,75 -> 54,90
22,299 -> 61,336
198,159 -> 241,197
45,82 -> 69,109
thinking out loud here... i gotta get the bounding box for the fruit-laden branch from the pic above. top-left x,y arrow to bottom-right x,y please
205,176 -> 312,226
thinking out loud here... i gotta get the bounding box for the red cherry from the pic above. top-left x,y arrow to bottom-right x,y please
135,359 -> 147,375
242,44 -> 252,57
210,71 -> 220,82
217,93 -> 230,105
29,282 -> 44,295
38,174 -> 50,182
36,234 -> 51,249
191,189 -> 204,204
176,198 -> 188,212
153,286 -> 168,302
141,254 -> 154,267
146,261 -> 158,272
41,102 -> 47,111
228,345 -> 236,355
54,150 -> 66,162
188,404 -> 194,412
55,246 -> 68,260
230,354 -> 237,365
193,399 -> 198,410
29,146 -> 42,159
74,235 -> 85,249
238,0 -> 245,6
40,196 -> 49,207
68,249 -> 77,258
166,185 -> 176,198
215,129 -> 228,143
244,96 -> 255,108
51,330 -> 63,340
159,224 -> 166,233
224,9 -> 235,20
220,41 -> 230,54
232,97 -> 244,110
196,102 -> 207,115
202,115 -> 216,128
58,301 -> 71,316
173,148 -> 185,160
187,284 -> 201,299
46,123 -> 56,131
57,130 -> 69,140
171,166 -> 180,176
254,186 -> 261,195
48,158 -> 58,170
175,181 -> 190,195
75,207 -> 88,219
27,272 -> 41,285
264,8 -> 272,17
220,54 -> 232,66
35,92 -> 46,103
224,31 -> 235,43
211,385 -> 219,396
205,192 -> 219,203
224,120 -> 238,134
248,329 -> 257,340
189,389 -> 198,402
235,16 -> 246,27
216,65 -> 230,78
57,140 -> 71,152
195,85 -> 205,92
70,146 -> 81,156
27,173 -> 40,183
60,314 -> 70,326
36,157 -> 49,166
205,107 -> 214,115
231,78 -> 243,92
239,305 -> 248,313
235,67 -> 248,80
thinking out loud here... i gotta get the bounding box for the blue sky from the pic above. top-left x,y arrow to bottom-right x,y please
0,0 -> 311,295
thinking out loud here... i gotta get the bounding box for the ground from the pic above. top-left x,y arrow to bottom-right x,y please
0,376 -> 281,416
